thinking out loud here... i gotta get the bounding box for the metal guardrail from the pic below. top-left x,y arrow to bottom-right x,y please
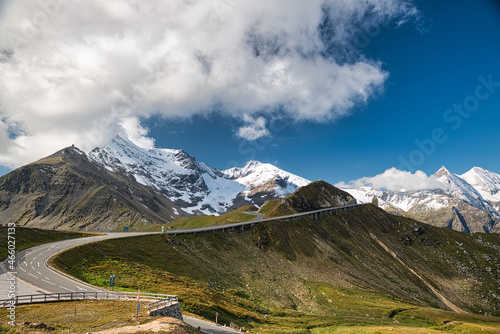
0,292 -> 178,308
164,203 -> 365,235
147,295 -> 179,313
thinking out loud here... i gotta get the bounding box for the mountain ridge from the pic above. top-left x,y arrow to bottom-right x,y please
0,137 -> 311,230
0,146 -> 182,230
89,135 -> 310,215
343,166 -> 500,233
1,134 -> 499,234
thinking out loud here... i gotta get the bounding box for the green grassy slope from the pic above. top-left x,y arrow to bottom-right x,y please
168,205 -> 258,229
52,205 -> 500,333
265,180 -> 356,218
0,227 -> 91,260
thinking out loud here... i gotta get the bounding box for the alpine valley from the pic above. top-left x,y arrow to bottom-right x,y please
0,135 -> 499,234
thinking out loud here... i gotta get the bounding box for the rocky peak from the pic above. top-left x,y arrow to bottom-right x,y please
282,180 -> 356,213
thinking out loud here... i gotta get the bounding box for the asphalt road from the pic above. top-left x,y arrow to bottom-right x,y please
242,211 -> 264,221
185,316 -> 241,334
7,204 -> 363,332
8,232 -> 242,333
14,232 -> 148,293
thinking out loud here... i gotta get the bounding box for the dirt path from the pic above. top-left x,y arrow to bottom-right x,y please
92,317 -> 201,333
369,233 -> 466,314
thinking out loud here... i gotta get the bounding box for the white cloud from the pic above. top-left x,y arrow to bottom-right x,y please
237,115 -> 270,141
0,0 -> 418,167
119,117 -> 155,148
337,167 -> 448,192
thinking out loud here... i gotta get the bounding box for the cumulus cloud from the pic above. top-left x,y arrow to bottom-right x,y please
237,115 -> 270,141
0,0 -> 418,167
337,167 -> 448,192
119,117 -> 155,148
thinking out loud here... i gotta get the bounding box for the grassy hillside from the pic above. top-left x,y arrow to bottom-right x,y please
265,181 -> 356,218
168,205 -> 258,229
0,227 -> 91,260
52,205 -> 500,333
0,300 -> 201,333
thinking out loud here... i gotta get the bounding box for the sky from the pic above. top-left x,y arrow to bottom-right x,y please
0,0 -> 499,188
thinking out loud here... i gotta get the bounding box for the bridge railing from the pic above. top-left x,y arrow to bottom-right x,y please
0,292 -> 178,308
165,203 -> 365,235
147,295 -> 179,313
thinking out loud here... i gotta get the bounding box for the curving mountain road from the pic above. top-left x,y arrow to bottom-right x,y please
5,204 -> 363,332
14,233 -> 147,293
242,211 -> 264,221
6,232 -> 242,333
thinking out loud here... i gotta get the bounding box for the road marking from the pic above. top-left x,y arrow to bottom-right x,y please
28,273 -> 38,278
45,277 -> 51,280
19,266 -> 26,272
58,286 -> 74,292
37,262 -> 40,267
36,270 -> 42,276
42,279 -> 56,286
24,262 -> 27,266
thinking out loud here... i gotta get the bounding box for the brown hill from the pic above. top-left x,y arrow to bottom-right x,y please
0,146 -> 182,230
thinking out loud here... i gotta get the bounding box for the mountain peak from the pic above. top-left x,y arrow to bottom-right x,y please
434,166 -> 451,177
109,134 -> 140,148
461,166 -> 500,203
274,180 -> 356,214
244,160 -> 264,169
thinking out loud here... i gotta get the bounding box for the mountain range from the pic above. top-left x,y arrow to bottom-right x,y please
88,135 -> 310,215
343,166 -> 500,233
0,135 -> 499,233
0,136 -> 309,230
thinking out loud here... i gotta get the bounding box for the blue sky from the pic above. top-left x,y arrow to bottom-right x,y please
0,0 -> 499,185
146,0 -> 500,183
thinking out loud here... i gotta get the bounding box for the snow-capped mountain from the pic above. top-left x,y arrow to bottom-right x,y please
461,167 -> 500,211
342,166 -> 500,233
89,135 -> 310,215
224,161 -> 310,197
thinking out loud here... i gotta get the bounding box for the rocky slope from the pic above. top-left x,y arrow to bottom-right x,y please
0,146 -> 182,230
89,135 -> 310,215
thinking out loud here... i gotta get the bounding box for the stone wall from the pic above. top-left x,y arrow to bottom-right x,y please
148,302 -> 183,321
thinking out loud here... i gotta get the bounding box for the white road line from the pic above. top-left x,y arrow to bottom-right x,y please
28,272 -> 38,278
37,262 -> 40,267
19,266 -> 26,272
45,277 -> 51,280
36,271 -> 42,276
58,285 -> 74,292
42,279 -> 56,286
